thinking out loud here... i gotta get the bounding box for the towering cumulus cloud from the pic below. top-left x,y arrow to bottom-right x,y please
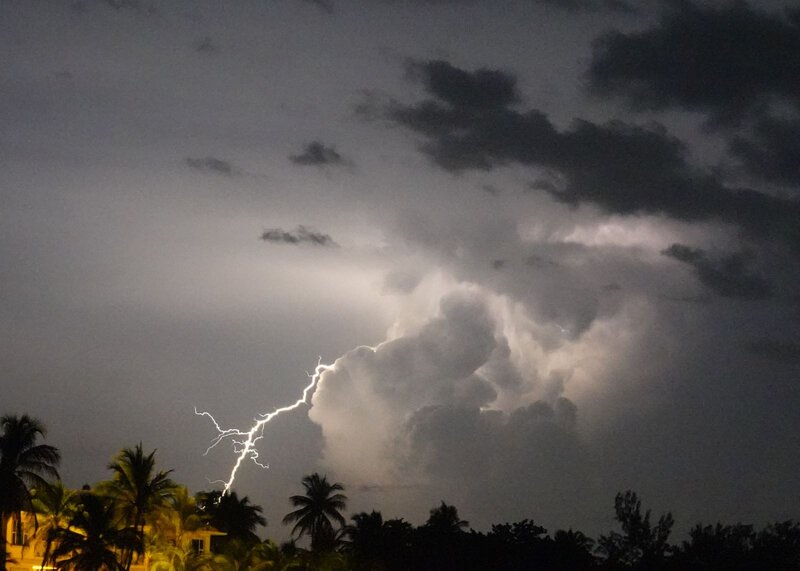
310,291 -> 498,482
309,289 -> 592,526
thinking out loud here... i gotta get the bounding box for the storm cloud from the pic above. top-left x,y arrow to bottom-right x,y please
380,0 -> 636,13
661,244 -> 771,300
730,116 -> 800,189
380,59 -> 800,252
310,292 -> 499,480
587,1 -> 800,125
308,290 -> 596,524
260,226 -> 338,247
4,0 -> 800,545
289,141 -> 350,168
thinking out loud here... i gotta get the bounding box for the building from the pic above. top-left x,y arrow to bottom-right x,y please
3,511 -> 226,571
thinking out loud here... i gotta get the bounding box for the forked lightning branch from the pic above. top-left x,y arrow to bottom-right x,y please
195,360 -> 332,495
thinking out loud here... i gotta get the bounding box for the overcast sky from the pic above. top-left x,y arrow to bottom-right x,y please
2,0 -> 800,541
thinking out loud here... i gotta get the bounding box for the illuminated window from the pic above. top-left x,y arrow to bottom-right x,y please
11,517 -> 24,545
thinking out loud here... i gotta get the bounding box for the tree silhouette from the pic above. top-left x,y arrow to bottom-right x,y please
101,443 -> 177,570
550,529 -> 596,570
411,502 -> 476,570
282,473 -> 347,552
51,492 -> 141,571
0,414 -> 60,571
423,501 -> 469,535
489,519 -> 547,545
197,490 -> 266,543
30,480 -> 76,570
597,490 -> 674,569
753,520 -> 800,570
346,510 -> 413,570
674,522 -> 755,570
7,424 -> 800,571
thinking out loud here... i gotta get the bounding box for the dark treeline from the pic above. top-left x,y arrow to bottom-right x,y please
2,414 -> 800,570
344,494 -> 800,571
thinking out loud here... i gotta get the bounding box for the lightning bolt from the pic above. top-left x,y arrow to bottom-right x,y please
195,359 -> 332,495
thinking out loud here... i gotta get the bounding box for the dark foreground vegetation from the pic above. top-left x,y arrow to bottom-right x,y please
2,414 -> 799,570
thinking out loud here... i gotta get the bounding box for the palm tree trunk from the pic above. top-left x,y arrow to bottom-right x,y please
40,536 -> 53,570
1,513 -> 9,571
123,512 -> 143,571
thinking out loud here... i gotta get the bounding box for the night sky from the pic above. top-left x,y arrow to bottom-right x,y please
3,0 -> 800,541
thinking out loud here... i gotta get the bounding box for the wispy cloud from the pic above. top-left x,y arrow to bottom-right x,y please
195,36 -> 217,54
301,0 -> 334,14
289,141 -> 350,168
260,225 -> 338,247
185,157 -> 238,176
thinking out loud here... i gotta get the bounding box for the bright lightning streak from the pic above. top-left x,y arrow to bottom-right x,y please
195,359 -> 332,495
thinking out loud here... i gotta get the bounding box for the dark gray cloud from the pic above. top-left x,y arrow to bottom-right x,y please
91,0 -> 157,13
260,225 -> 337,247
662,244 -> 771,300
289,141 -> 349,167
537,0 -> 636,13
301,0 -> 335,13
400,398 -> 593,524
195,36 -> 217,54
103,0 -> 139,8
380,0 -> 636,13
730,116 -> 800,189
405,59 -> 520,111
380,59 -> 800,251
184,156 -> 238,176
587,1 -> 800,125
746,340 -> 800,365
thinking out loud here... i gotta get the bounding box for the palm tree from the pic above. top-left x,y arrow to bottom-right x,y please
255,540 -> 304,571
282,473 -> 347,552
424,501 -> 468,534
146,486 -> 206,571
346,510 -> 385,557
213,538 -> 287,571
551,529 -> 596,570
31,480 -> 76,570
196,490 -> 266,543
167,486 -> 205,536
0,414 -> 61,571
51,492 -> 142,571
346,510 -> 413,570
101,443 -> 177,570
